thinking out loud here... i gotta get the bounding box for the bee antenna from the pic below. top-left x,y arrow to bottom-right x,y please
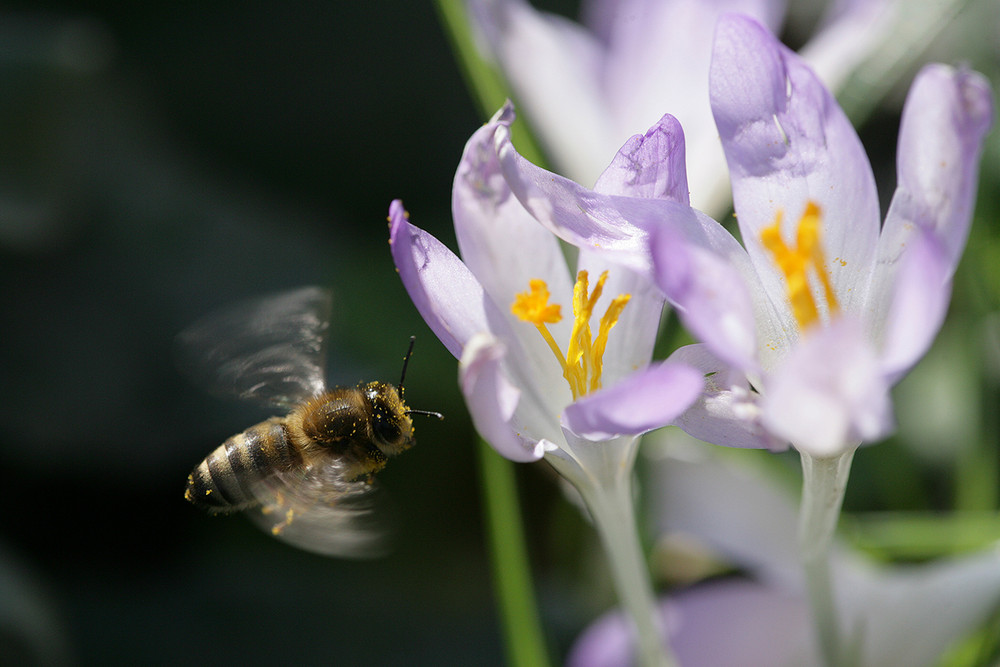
406,409 -> 444,420
398,335 -> 417,394
397,337 -> 443,420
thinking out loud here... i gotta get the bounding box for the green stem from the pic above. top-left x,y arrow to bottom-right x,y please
574,471 -> 676,667
433,0 -> 507,117
798,450 -> 855,667
477,438 -> 551,667
432,0 -> 547,166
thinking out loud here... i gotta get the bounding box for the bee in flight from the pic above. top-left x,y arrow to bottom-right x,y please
179,286 -> 440,557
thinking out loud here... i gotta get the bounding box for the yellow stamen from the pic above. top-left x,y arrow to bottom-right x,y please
760,201 -> 839,329
510,270 -> 630,401
511,279 -> 562,325
591,294 -> 631,394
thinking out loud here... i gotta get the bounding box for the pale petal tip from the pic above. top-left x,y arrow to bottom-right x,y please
714,11 -> 771,46
938,64 -> 994,136
388,199 -> 408,229
492,99 -> 517,126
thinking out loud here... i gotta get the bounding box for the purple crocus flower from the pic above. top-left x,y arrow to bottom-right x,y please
643,14 -> 992,664
389,104 -> 718,477
390,104 -> 719,667
652,14 -> 994,460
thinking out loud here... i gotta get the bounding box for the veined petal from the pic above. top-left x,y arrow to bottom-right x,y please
390,201 -> 568,415
584,0 -> 786,215
493,118 -> 654,271
469,0 -> 618,187
389,201 -> 498,359
711,13 -> 881,319
561,360 -> 703,441
495,114 -> 741,275
645,205 -> 790,374
878,229 -> 952,384
453,103 -> 576,351
667,345 -> 786,451
840,546 -> 1000,667
592,113 -> 690,203
871,65 -> 994,331
652,226 -> 761,373
577,115 -> 687,370
887,64 -> 994,270
582,0 -> 785,45
459,333 -> 554,462
761,317 -> 894,456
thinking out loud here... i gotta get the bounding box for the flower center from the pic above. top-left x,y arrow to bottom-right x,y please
760,201 -> 838,329
511,271 -> 631,401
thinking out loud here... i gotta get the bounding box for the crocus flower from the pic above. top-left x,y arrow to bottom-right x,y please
467,0 -> 898,215
652,13 -> 994,463
389,103 -> 713,666
647,13 -> 993,664
566,441 -> 1000,667
389,104 -> 706,477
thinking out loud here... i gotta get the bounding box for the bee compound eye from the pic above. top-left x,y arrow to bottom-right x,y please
372,408 -> 403,445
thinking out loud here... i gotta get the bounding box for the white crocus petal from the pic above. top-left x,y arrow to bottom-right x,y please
878,230 -> 952,384
452,103 -> 578,396
591,112 -> 690,204
653,226 -> 762,374
473,0 -> 785,215
568,579 -> 814,667
390,200 -> 571,426
389,201 -> 500,359
644,445 -> 1000,666
711,14 -> 882,321
870,65 -> 994,348
839,546 -> 1000,667
493,120 -> 652,272
562,360 -> 703,441
452,103 -> 575,344
887,65 -> 993,269
470,0 -> 618,187
576,112 -> 686,376
594,0 -> 784,213
667,345 -> 786,451
761,318 -> 893,457
648,436 -> 804,590
459,333 -> 555,462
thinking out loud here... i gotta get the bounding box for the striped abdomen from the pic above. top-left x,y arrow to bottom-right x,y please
185,417 -> 298,513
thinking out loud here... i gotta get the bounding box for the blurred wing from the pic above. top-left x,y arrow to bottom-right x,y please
176,286 -> 332,409
248,456 -> 392,558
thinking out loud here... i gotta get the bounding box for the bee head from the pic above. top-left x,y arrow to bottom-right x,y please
365,382 -> 415,456
367,337 -> 442,457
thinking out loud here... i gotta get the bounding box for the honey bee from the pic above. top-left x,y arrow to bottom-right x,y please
179,286 -> 440,557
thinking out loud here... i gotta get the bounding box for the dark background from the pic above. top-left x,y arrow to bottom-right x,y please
1,2 -> 998,666
0,3 -> 592,665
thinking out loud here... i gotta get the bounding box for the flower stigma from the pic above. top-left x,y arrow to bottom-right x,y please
512,271 -> 631,400
760,201 -> 839,329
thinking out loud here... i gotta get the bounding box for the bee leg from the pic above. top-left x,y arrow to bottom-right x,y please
263,490 -> 296,534
271,507 -> 296,535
